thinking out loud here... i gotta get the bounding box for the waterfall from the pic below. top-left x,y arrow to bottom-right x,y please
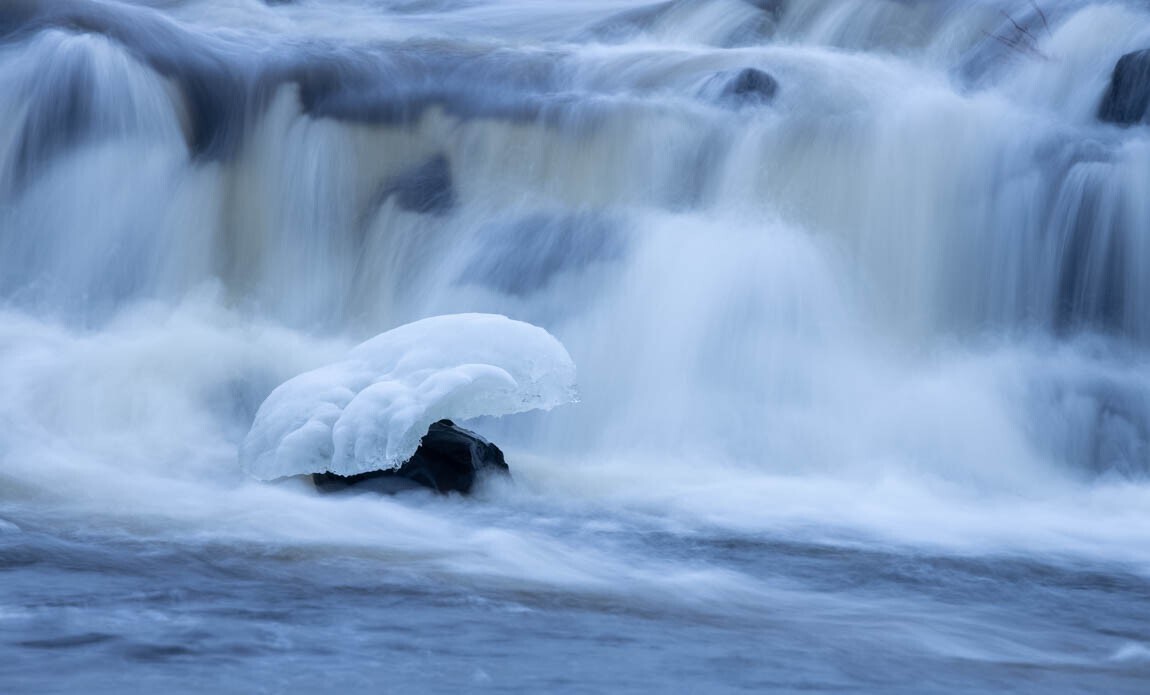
1,0 -> 1149,498
5,6 -> 1150,690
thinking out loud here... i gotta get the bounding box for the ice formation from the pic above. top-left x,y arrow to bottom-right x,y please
240,314 -> 577,480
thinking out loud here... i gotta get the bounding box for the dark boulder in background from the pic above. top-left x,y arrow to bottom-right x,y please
1099,49 -> 1150,125
376,154 -> 456,215
719,68 -> 778,107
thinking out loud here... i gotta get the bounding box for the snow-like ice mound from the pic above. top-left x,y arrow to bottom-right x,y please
240,314 -> 577,480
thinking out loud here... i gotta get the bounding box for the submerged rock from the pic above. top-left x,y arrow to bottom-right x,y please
460,210 -> 624,296
377,154 -> 456,215
583,0 -> 784,46
1098,49 -> 1150,126
312,419 -> 509,495
720,68 -> 778,106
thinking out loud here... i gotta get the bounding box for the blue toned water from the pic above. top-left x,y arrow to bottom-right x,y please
2,0 -> 1150,691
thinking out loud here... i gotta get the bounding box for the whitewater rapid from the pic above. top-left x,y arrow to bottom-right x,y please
2,1 -> 1150,692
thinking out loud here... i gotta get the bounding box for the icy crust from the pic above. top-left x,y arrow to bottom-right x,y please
240,314 -> 577,480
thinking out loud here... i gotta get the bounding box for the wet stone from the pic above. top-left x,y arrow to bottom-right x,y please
312,420 -> 509,495
376,154 -> 456,215
1099,49 -> 1150,126
720,68 -> 778,107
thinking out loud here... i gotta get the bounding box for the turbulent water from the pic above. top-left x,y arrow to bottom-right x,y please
3,0 -> 1150,691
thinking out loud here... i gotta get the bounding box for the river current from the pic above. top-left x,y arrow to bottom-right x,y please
2,1 -> 1150,692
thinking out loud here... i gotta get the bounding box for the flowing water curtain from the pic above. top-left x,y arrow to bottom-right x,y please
0,0 -> 1148,480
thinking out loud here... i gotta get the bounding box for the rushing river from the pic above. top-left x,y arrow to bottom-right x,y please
2,0 -> 1150,691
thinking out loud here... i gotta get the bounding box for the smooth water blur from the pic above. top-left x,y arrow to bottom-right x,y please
2,0 -> 1150,691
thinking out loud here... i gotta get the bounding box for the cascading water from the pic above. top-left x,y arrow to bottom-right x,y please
2,1 -> 1149,692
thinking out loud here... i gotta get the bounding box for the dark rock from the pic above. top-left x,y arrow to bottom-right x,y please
0,0 -> 255,160
293,45 -> 561,127
312,419 -> 509,495
0,0 -> 41,40
460,210 -> 623,296
377,154 -> 456,215
166,66 -> 250,160
9,42 -> 97,186
1099,49 -> 1150,125
583,0 -> 785,46
720,68 -> 778,106
0,1 -> 569,163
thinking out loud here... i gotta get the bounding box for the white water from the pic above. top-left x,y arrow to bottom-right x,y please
2,1 -> 1150,691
